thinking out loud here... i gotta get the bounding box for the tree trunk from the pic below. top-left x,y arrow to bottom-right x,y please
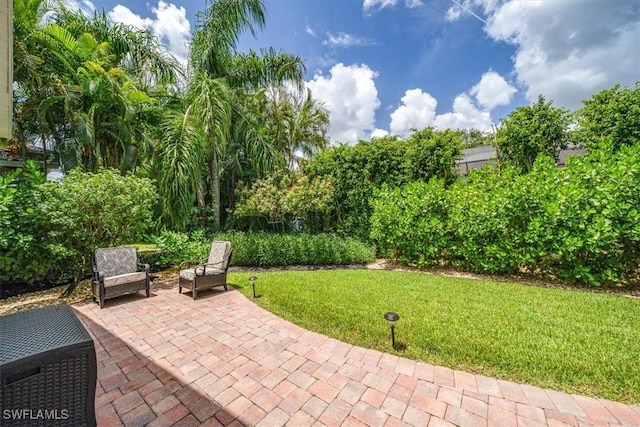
229,171 -> 238,210
209,158 -> 221,231
196,180 -> 206,228
41,133 -> 48,174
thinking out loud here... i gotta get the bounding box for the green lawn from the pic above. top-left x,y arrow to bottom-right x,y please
229,270 -> 640,403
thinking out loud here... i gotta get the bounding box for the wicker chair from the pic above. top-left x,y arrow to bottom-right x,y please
179,241 -> 233,300
92,246 -> 150,309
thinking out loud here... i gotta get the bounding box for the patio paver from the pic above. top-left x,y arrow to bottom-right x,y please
72,286 -> 639,427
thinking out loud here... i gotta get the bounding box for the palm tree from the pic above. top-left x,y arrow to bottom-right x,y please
260,85 -> 330,168
12,1 -> 181,173
152,105 -> 207,229
34,24 -> 154,172
156,0 -> 306,231
53,6 -> 182,87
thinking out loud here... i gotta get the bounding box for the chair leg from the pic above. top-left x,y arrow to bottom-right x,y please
178,286 -> 182,294
192,289 -> 197,300
99,286 -> 105,309
224,283 -> 228,291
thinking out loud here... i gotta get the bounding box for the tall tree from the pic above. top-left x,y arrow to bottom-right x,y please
495,95 -> 570,173
35,24 -> 153,172
157,0 -> 306,231
575,82 -> 640,151
12,1 -> 181,173
260,85 -> 330,168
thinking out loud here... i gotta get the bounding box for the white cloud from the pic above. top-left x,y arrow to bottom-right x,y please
449,0 -> 640,110
323,32 -> 375,48
404,0 -> 423,8
149,1 -> 191,65
363,0 -> 399,11
363,0 -> 423,12
63,0 -> 96,16
107,1 -> 191,65
445,6 -> 462,22
371,128 -> 389,139
444,0 -> 487,24
305,26 -> 318,38
470,70 -> 516,110
306,63 -> 381,144
108,5 -> 152,29
389,89 -> 493,136
389,89 -> 437,136
433,94 -> 492,131
388,70 -> 511,135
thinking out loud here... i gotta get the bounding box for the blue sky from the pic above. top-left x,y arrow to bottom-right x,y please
67,0 -> 640,144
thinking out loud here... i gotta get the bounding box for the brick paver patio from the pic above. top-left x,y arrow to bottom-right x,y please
73,286 -> 640,427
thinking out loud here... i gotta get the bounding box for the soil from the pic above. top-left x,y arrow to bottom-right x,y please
1,280 -> 63,300
1,261 -> 637,316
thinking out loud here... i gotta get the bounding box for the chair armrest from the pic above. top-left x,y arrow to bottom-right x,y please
95,271 -> 105,283
138,262 -> 150,273
179,259 -> 205,269
204,250 -> 233,272
220,251 -> 233,263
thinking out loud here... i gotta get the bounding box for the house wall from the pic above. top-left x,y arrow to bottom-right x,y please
0,0 -> 12,139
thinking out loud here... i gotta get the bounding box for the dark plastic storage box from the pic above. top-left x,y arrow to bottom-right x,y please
0,305 -> 97,426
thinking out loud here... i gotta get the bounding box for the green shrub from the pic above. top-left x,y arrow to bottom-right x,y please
1,167 -> 158,285
495,95 -> 570,173
153,231 -> 376,267
575,82 -> 640,151
0,162 -> 74,284
371,142 -> 640,286
303,129 -> 461,241
233,170 -> 334,232
152,230 -> 210,268
42,169 -> 157,260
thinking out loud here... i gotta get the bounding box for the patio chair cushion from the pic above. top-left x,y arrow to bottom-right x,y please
180,268 -> 225,282
103,272 -> 148,288
94,247 -> 138,277
207,241 -> 232,270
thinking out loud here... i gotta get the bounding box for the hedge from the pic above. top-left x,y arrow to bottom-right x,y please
152,231 -> 376,269
371,142 -> 640,286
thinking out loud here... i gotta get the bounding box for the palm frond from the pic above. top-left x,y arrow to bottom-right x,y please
226,48 -> 305,89
191,0 -> 266,76
187,73 -> 233,159
154,108 -> 207,229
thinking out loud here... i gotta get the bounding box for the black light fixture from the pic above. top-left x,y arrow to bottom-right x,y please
384,311 -> 400,347
249,276 -> 257,298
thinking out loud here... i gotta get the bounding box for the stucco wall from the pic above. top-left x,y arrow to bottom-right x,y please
0,0 -> 12,139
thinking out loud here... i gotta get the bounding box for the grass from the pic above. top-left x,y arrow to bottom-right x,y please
132,243 -> 161,252
229,269 -> 640,403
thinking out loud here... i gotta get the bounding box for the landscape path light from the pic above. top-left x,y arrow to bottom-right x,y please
249,276 -> 257,298
384,311 -> 400,348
